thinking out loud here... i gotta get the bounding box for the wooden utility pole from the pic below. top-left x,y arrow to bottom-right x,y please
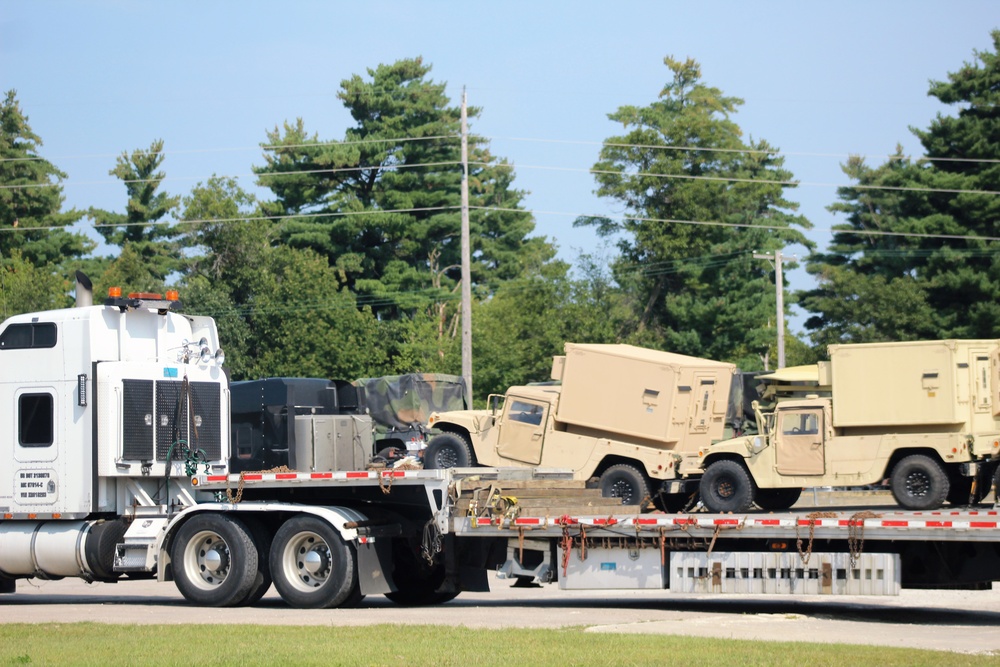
460,88 -> 473,400
753,250 -> 793,369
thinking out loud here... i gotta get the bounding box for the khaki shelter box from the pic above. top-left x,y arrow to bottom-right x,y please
829,339 -> 999,429
551,343 -> 737,448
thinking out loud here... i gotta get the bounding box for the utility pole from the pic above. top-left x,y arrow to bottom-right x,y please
753,250 -> 793,369
460,88 -> 473,400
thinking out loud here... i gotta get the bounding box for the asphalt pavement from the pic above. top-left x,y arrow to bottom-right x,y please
3,575 -> 999,655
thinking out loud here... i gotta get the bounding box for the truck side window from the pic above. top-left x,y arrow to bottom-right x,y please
0,323 -> 57,349
781,412 -> 818,436
20,393 -> 54,447
509,400 -> 544,426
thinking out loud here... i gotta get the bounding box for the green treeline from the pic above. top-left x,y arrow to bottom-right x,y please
2,35 -> 999,403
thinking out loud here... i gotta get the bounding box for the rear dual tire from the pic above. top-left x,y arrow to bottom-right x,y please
269,516 -> 362,609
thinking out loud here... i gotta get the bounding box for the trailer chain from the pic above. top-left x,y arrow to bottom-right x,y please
560,525 -> 572,578
222,466 -> 293,505
847,510 -> 880,569
795,511 -> 837,565
421,518 -> 443,564
225,471 -> 246,504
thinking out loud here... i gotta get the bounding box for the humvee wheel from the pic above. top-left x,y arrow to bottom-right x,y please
700,460 -> 755,513
424,433 -> 474,469
890,455 -> 949,510
598,464 -> 651,506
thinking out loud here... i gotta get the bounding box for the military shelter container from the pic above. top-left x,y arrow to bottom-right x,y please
829,339 -> 1000,429
551,343 -> 737,446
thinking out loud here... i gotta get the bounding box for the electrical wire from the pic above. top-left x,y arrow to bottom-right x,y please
487,136 -> 1000,165
1,202 -> 996,245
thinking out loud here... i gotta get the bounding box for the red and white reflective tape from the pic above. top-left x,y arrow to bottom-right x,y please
470,512 -> 1000,531
197,470 -> 417,485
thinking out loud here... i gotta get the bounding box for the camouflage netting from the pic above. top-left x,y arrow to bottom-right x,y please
354,373 -> 469,432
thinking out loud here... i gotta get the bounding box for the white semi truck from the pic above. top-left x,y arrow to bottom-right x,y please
1,285 -> 999,608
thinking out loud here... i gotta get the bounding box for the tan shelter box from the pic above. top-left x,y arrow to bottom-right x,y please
554,343 -> 737,444
829,339 -> 999,427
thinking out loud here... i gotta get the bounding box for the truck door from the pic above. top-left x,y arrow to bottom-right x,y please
496,398 -> 547,465
775,408 -> 825,475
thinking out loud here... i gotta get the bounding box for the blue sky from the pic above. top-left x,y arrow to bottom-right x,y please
3,1 -> 997,332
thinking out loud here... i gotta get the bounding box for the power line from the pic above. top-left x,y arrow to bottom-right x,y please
3,203 -> 998,245
7,132 -> 999,167
474,162 -> 1000,197
469,206 -> 1000,243
0,160 -> 464,191
488,136 -> 1000,165
4,156 -> 999,198
0,134 -> 462,164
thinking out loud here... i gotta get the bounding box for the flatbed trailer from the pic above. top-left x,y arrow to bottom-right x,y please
180,467 -> 1000,605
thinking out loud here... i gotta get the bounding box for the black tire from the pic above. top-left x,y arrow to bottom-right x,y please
598,463 -> 651,506
700,460 -> 756,513
239,517 -> 273,606
383,537 -> 456,606
423,433 -> 474,469
890,455 -> 949,511
171,514 -> 259,607
754,487 -> 802,511
269,516 -> 359,609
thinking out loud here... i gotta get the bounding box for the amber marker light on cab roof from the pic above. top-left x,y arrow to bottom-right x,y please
108,286 -> 122,298
166,290 -> 179,301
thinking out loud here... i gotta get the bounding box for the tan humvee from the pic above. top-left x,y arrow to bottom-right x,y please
682,339 -> 1000,512
425,343 -> 738,510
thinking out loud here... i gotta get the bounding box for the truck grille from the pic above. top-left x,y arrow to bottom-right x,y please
121,379 -> 221,462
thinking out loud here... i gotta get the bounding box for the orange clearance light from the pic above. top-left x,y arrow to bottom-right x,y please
190,478 -> 199,486
52,513 -> 61,519
108,286 -> 122,298
3,513 -> 12,520
166,290 -> 179,301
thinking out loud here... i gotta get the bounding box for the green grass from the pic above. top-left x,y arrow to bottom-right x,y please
0,624 -> 997,666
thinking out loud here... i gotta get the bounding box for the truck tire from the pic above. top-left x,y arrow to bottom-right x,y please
384,536 -> 457,606
171,514 -> 259,607
239,517 -> 273,606
890,455 -> 949,510
599,464 -> 651,506
754,487 -> 802,511
700,460 -> 756,513
269,516 -> 360,609
424,433 -> 474,469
